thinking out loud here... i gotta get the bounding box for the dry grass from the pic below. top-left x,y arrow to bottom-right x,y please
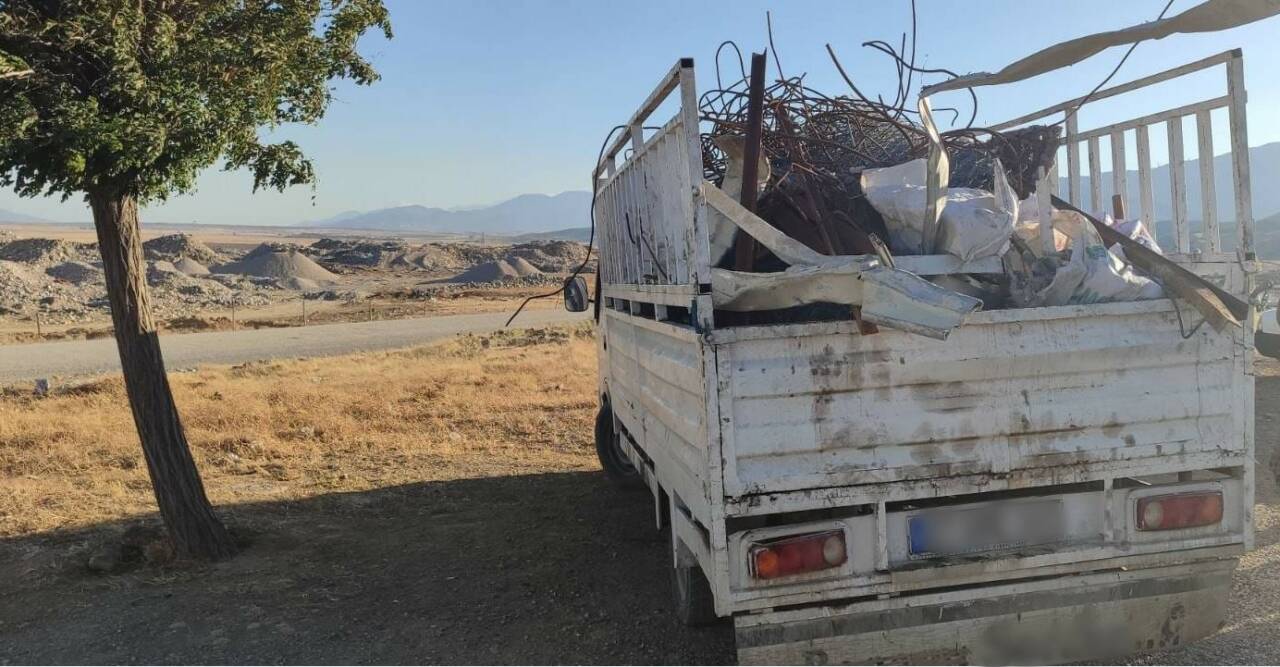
0,323 -> 598,538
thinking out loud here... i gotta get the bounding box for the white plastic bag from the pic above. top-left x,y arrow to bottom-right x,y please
1102,214 -> 1162,263
1064,224 -> 1164,305
862,158 -> 1018,262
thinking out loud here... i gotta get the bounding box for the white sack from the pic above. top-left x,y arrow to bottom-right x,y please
1065,224 -> 1164,304
862,158 -> 1018,262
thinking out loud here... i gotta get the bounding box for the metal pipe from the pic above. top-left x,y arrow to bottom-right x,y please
733,51 -> 768,271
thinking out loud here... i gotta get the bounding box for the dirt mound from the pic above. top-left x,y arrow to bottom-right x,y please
173,256 -> 210,275
308,239 -> 410,268
507,241 -> 591,273
46,261 -> 102,285
448,260 -> 522,283
282,277 -> 321,291
143,234 -> 220,264
392,245 -> 465,272
507,256 -> 543,277
0,238 -> 92,265
216,244 -> 337,284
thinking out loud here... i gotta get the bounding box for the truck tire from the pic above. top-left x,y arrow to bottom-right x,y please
595,401 -> 642,489
671,560 -> 719,626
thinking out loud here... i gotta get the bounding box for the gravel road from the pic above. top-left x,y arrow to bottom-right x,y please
0,309 -> 588,383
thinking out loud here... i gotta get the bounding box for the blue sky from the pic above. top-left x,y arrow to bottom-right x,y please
3,0 -> 1279,225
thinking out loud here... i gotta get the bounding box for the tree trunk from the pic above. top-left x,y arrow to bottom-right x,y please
88,191 -> 237,560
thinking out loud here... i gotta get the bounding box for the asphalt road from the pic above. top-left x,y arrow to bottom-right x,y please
0,309 -> 588,383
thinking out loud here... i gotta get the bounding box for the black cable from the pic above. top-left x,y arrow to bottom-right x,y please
1172,297 -> 1203,337
504,125 -> 626,328
1051,0 -> 1177,129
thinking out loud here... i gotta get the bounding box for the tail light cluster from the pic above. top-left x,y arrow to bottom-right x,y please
749,530 -> 846,580
1136,491 -> 1223,531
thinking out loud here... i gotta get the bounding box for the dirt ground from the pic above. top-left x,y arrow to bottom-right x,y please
0,334 -> 1277,664
0,327 -> 734,664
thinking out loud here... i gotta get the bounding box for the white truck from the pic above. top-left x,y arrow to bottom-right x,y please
570,49 -> 1258,664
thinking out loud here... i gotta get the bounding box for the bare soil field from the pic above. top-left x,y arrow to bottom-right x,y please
0,223 -> 591,345
0,328 -> 1276,664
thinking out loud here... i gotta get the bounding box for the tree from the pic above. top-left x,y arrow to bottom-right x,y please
0,1 -> 392,560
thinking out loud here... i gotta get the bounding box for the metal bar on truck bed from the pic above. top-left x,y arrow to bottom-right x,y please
734,52 -> 768,271
1111,130 -> 1127,206
1196,109 -> 1220,252
1136,125 -> 1155,230
1066,114 -> 1081,206
1088,137 -> 1102,214
1226,52 -> 1255,258
1168,118 -> 1191,253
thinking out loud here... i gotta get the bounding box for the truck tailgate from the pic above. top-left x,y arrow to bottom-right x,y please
714,300 -> 1247,498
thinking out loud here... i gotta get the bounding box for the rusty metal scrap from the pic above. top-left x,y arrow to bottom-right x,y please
699,36 -> 1061,268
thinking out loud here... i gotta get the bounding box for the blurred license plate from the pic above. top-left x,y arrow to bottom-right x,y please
908,500 -> 1065,558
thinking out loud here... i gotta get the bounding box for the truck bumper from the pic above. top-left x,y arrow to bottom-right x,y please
735,559 -> 1236,665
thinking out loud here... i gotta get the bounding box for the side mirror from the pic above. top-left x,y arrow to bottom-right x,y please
564,275 -> 590,312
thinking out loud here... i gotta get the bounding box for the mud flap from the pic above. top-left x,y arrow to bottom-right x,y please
734,560 -> 1234,665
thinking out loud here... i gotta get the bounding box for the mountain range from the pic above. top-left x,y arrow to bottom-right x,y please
0,208 -> 51,223
301,143 -> 1280,238
302,191 -> 591,235
1068,141 -> 1280,223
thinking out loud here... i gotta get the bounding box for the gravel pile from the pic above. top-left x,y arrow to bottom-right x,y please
507,256 -> 543,277
306,237 -> 593,275
173,256 -> 211,275
143,234 -> 221,264
449,260 -> 522,283
308,239 -> 410,268
0,238 -> 96,265
0,235 -> 276,324
506,241 -> 593,273
216,243 -> 338,283
46,261 -> 103,285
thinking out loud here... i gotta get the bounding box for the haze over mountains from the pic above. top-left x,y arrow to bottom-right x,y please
1070,141 -> 1280,223
304,143 -> 1280,236
4,144 -> 1280,237
0,208 -> 50,224
303,191 -> 592,235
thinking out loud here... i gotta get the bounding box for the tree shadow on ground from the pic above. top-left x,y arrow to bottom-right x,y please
0,471 -> 735,665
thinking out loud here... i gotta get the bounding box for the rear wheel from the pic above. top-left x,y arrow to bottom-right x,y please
671,558 -> 719,626
594,400 -> 642,488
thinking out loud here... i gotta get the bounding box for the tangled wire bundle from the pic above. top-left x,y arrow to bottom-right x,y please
699,38 -> 1061,210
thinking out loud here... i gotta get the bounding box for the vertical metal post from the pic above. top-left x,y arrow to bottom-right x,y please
1226,51 -> 1254,259
1110,130 -> 1127,206
1168,118 -> 1190,253
1136,125 -> 1155,230
1196,109 -> 1219,252
733,52 -> 768,272
1088,137 -> 1103,214
1036,167 -> 1055,255
1066,114 -> 1081,206
301,298 -> 307,325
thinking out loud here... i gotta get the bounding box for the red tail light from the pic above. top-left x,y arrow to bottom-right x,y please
1136,491 -> 1223,531
750,530 -> 846,580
